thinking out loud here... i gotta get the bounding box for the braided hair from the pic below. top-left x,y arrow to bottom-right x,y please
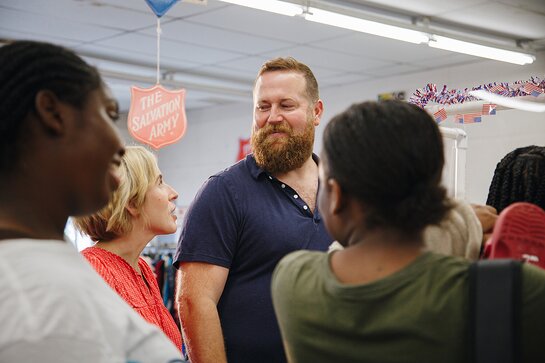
0,40 -> 101,173
486,146 -> 545,213
322,100 -> 451,236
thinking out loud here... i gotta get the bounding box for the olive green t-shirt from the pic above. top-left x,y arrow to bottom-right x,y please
272,251 -> 545,363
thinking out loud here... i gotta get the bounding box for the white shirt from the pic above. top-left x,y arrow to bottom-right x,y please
0,239 -> 183,363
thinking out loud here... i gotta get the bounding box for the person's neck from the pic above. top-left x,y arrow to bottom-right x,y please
0,176 -> 67,241
95,226 -> 153,272
272,155 -> 317,183
0,207 -> 66,241
331,229 -> 425,285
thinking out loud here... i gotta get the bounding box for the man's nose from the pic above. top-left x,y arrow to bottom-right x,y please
267,105 -> 283,123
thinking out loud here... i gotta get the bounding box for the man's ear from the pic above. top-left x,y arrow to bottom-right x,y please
313,99 -> 324,126
34,90 -> 68,135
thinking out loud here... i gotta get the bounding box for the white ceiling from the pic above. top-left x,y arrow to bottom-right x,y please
1,0 -> 544,111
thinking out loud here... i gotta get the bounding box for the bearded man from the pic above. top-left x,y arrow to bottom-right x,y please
174,57 -> 333,363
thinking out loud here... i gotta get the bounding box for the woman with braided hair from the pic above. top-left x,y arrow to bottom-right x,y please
0,40 -> 182,363
486,145 -> 545,213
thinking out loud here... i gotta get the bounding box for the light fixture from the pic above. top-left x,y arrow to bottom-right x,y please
304,7 -> 429,44
215,0 -> 536,65
429,35 -> 535,65
216,0 -> 303,17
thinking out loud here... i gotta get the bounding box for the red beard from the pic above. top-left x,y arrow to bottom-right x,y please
251,119 -> 315,175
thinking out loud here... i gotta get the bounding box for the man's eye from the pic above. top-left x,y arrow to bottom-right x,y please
257,105 -> 270,111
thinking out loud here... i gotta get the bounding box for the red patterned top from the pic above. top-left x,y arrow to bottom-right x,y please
82,246 -> 182,351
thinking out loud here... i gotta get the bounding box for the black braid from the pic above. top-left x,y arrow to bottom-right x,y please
0,40 -> 101,173
486,146 -> 545,213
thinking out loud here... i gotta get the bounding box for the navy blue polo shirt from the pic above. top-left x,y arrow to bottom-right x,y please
174,154 -> 332,363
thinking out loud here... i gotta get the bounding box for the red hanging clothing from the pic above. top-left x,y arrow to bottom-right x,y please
82,247 -> 182,351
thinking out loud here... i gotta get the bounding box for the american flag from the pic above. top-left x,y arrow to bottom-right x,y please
489,84 -> 507,95
463,113 -> 482,124
482,104 -> 497,115
522,83 -> 544,97
455,114 -> 463,124
433,108 -> 447,123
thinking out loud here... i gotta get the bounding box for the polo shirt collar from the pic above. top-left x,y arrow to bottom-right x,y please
246,153 -> 320,180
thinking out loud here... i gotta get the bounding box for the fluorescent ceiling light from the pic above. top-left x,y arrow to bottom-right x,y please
217,1 -> 535,65
304,7 -> 429,44
217,0 -> 303,17
429,35 -> 535,65
470,90 -> 545,112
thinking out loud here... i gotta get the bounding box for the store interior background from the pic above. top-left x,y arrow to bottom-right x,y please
1,0 -> 544,247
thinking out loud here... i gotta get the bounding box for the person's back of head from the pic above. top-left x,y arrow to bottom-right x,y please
321,100 -> 451,238
486,146 -> 545,213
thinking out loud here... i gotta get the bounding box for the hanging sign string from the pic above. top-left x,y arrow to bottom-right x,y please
129,0 -> 187,149
156,17 -> 162,85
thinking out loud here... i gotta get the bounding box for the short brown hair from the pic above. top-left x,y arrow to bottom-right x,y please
74,146 -> 160,242
256,57 -> 319,102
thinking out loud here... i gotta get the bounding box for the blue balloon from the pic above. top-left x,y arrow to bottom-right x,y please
145,0 -> 180,17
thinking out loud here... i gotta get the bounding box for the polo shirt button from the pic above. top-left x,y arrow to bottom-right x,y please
303,205 -> 308,210
268,176 -> 272,180
281,184 -> 286,188
294,195 -> 299,199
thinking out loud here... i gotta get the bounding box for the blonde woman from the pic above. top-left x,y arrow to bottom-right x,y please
76,146 -> 182,351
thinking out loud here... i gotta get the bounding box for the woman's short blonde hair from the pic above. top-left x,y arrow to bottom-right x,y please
75,146 -> 160,242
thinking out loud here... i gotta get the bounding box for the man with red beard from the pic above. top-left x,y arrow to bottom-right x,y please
174,57 -> 333,363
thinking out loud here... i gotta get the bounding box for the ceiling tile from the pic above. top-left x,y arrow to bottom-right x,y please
74,43 -> 171,67
0,0 -> 154,31
406,53 -> 482,69
365,63 -> 424,77
0,7 -> 122,43
320,72 -> 375,87
348,0 -> 496,16
186,64 -> 255,83
261,45 -> 386,73
0,27 -> 80,47
215,55 -> 271,74
95,32 -> 242,64
497,0 -> 545,15
140,19 -> 294,55
313,33 -> 451,63
186,4 -> 352,43
440,1 -> 545,39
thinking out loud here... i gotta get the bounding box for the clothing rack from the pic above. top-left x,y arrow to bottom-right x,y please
439,126 -> 467,200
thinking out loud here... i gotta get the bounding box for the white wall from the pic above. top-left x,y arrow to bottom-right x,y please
118,51 -> 545,207
317,51 -> 545,204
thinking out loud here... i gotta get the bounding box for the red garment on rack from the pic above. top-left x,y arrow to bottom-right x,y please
82,247 -> 182,351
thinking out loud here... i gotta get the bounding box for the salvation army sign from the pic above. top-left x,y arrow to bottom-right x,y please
128,85 -> 187,149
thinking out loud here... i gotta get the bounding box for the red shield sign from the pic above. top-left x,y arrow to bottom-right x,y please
127,85 -> 187,149
237,137 -> 252,161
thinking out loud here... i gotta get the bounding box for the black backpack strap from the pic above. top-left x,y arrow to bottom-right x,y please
469,259 -> 522,363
